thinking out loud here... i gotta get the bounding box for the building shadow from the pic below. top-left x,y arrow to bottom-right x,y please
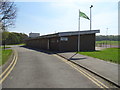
68,53 -> 86,60
69,57 -> 86,60
20,46 -> 56,55
20,45 -> 77,55
20,46 -> 92,61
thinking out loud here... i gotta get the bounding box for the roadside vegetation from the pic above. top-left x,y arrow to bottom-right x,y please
96,35 -> 119,41
96,35 -> 119,46
8,43 -> 26,46
2,46 -> 11,49
0,47 -> 13,66
2,31 -> 28,45
78,48 -> 119,64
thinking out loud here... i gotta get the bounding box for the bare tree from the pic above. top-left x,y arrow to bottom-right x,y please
0,0 -> 17,30
0,0 -> 17,49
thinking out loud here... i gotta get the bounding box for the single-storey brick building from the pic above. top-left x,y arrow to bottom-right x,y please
25,30 -> 100,52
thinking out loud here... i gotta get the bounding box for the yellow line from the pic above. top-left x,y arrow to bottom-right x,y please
54,54 -> 108,88
0,50 -> 18,84
0,56 -> 17,84
68,62 -> 104,88
0,54 -> 15,78
69,61 -> 109,88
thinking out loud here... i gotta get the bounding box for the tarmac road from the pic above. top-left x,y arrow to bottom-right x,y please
2,46 -> 100,88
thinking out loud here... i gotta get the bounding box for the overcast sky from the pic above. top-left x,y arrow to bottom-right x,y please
11,0 -> 119,35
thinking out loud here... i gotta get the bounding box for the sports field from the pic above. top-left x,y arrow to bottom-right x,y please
96,41 -> 119,46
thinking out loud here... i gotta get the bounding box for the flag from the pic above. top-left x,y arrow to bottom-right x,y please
79,11 -> 90,20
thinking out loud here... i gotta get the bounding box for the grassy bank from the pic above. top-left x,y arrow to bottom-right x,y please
78,48 -> 119,64
0,48 -> 13,66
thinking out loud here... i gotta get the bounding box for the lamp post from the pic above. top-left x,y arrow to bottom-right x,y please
78,10 -> 80,52
106,28 -> 108,48
90,5 -> 93,31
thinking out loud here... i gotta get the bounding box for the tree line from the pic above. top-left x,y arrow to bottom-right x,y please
2,31 -> 28,45
96,35 -> 120,41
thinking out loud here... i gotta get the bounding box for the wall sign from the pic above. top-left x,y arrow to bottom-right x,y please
60,37 -> 68,41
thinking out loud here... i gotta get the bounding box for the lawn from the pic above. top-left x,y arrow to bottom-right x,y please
96,41 -> 119,46
0,48 -> 13,66
78,48 -> 119,64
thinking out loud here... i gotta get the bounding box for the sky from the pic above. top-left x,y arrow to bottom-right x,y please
9,0 -> 119,35
118,1 -> 120,35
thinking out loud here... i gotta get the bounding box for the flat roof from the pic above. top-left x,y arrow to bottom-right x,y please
27,30 -> 100,40
58,30 -> 100,36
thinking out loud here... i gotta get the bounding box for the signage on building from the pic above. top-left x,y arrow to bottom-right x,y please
60,37 -> 68,41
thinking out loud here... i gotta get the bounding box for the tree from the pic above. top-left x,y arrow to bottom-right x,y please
0,0 -> 17,30
0,0 -> 17,49
2,31 -> 9,48
2,32 -> 28,45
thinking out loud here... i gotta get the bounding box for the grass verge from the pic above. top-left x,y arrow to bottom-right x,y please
78,48 -> 119,64
8,43 -> 25,45
1,46 -> 11,49
0,49 -> 13,66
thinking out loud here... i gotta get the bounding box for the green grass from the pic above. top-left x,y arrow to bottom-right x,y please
1,46 -> 11,49
96,41 -> 119,46
78,48 -> 119,64
0,49 -> 13,66
8,43 -> 25,45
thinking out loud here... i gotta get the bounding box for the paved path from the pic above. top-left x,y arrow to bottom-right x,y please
2,46 -> 100,88
95,46 -> 119,50
57,52 -> 119,86
95,47 -> 107,50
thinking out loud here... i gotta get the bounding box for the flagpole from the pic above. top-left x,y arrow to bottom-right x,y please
90,5 -> 93,31
77,10 -> 89,52
78,9 -> 80,52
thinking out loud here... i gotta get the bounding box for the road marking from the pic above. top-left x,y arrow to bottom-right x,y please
0,54 -> 15,78
0,50 -> 18,84
68,61 -> 109,88
53,54 -> 109,89
69,61 -> 108,88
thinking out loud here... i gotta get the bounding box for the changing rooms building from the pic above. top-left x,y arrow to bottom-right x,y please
26,30 -> 100,52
